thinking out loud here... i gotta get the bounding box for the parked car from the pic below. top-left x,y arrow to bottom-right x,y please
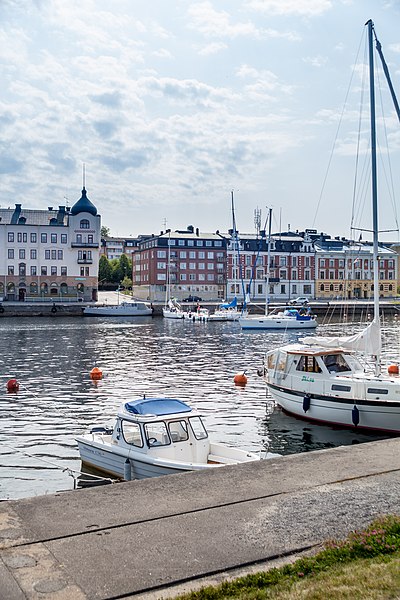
290,296 -> 310,306
182,295 -> 202,303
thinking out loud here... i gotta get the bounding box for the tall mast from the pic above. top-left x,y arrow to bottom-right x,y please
265,207 -> 272,316
231,190 -> 237,300
367,19 -> 381,375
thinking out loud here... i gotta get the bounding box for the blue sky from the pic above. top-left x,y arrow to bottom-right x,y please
1,1 -> 400,239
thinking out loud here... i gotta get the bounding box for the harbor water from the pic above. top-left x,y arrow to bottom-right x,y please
1,314 -> 399,500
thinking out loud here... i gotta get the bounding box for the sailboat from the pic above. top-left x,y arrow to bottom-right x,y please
239,208 -> 317,330
210,191 -> 246,322
260,20 -> 400,432
162,231 -> 185,319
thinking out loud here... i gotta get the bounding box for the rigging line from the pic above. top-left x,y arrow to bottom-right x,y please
373,26 -> 400,124
312,27 -> 366,229
375,65 -> 400,236
351,33 -> 369,239
246,210 -> 270,300
0,441 -> 116,484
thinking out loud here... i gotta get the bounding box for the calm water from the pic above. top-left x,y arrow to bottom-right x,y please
1,314 -> 399,500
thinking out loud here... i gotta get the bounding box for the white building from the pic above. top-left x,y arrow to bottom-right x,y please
0,187 -> 101,302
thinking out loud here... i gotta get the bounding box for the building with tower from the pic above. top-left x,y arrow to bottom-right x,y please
0,187 -> 101,302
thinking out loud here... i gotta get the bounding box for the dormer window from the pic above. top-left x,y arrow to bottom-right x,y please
80,219 -> 90,229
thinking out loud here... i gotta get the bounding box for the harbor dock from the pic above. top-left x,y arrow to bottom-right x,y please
1,437 -> 400,599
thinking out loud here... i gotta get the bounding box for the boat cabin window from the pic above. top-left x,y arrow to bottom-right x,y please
188,416 -> 208,440
168,420 -> 189,442
322,354 -> 351,373
296,355 -> 322,374
144,421 -> 170,447
121,421 -> 143,447
331,384 -> 351,392
367,388 -> 388,395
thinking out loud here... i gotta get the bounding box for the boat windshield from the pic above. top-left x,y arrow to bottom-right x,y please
322,354 -> 351,373
189,416 -> 208,440
144,421 -> 170,446
121,420 -> 143,447
168,419 -> 189,442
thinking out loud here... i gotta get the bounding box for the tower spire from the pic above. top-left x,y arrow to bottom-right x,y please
82,163 -> 86,189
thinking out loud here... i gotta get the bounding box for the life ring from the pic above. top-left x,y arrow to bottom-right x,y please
0,306 -> 4,314
51,305 -> 57,314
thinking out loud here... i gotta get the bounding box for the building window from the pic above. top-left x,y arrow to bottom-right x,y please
157,262 -> 166,269
80,219 -> 90,229
51,266 -> 57,276
19,249 -> 25,259
280,284 -> 286,294
51,234 -> 57,243
179,251 -> 187,258
8,266 -> 14,275
178,240 -> 185,246
198,263 -> 205,270
51,250 -> 57,260
180,263 -> 187,269
207,274 -> 214,281
180,274 -> 187,281
189,263 -> 196,269
198,251 -> 205,259
45,250 -> 50,260
189,251 -> 196,259
157,251 -> 167,258
61,267 -> 67,276
61,234 -> 67,244
31,266 -> 37,276
18,263 -> 26,276
31,233 -> 37,243
41,233 -> 47,243
80,268 -> 85,276
214,241 -> 222,247
199,274 -> 205,281
187,240 -> 194,246
31,249 -> 37,259
8,232 -> 14,242
41,266 -> 47,275
196,240 -> 203,246
85,267 -> 89,276
189,274 -> 196,280
8,249 -> 14,259
207,252 -> 214,259
58,250 -> 63,260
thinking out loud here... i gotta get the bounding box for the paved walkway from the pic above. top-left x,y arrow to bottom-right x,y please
1,438 -> 400,599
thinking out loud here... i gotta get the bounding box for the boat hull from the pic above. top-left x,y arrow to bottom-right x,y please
239,316 -> 317,330
84,304 -> 152,316
267,382 -> 400,433
162,308 -> 184,319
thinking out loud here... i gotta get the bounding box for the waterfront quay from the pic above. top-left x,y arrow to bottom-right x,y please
1,437 -> 400,599
0,298 -> 400,318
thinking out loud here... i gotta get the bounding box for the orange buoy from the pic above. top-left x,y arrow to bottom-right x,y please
234,372 -> 248,386
7,379 -> 19,392
388,364 -> 399,375
90,367 -> 103,380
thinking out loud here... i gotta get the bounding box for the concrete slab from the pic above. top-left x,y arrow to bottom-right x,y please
0,437 -> 400,599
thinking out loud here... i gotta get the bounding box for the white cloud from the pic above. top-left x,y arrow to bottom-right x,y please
303,55 -> 328,67
245,0 -> 332,17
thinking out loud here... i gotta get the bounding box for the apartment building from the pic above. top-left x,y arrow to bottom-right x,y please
0,187 -> 101,302
315,238 -> 398,299
132,225 -> 227,301
226,229 -> 316,303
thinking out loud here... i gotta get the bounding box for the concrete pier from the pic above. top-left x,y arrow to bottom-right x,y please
1,437 -> 400,599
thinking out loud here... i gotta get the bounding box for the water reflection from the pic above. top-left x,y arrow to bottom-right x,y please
0,315 -> 398,499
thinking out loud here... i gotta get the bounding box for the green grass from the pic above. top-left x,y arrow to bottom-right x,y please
172,515 -> 400,600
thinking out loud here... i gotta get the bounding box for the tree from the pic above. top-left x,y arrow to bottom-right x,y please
101,225 -> 110,238
98,255 -> 112,286
119,254 -> 132,280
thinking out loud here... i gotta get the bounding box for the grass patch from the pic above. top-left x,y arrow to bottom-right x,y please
172,515 -> 400,600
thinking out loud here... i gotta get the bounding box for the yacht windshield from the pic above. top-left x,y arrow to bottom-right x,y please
144,421 -> 170,446
169,420 -> 189,442
322,354 -> 351,373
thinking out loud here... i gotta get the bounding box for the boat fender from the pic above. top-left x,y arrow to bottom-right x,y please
0,305 -> 4,314
124,458 -> 132,481
303,394 -> 311,413
256,368 -> 264,377
51,304 -> 57,314
352,405 -> 360,427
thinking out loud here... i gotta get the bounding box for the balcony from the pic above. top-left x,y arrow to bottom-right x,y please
71,242 -> 99,248
77,258 -> 93,264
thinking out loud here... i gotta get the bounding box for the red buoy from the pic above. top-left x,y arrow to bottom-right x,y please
90,367 -> 103,380
388,364 -> 399,375
7,379 -> 19,392
234,372 -> 248,386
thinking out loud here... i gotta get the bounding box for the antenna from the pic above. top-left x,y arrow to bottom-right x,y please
64,195 -> 69,208
162,217 -> 167,229
82,163 -> 86,188
254,207 -> 261,236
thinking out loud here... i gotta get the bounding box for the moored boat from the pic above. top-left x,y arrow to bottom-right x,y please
76,397 -> 280,480
83,301 -> 152,317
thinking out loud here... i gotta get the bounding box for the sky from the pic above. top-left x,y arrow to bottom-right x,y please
1,0 -> 400,240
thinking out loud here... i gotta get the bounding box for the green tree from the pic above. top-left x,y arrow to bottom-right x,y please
110,258 -> 123,283
121,276 -> 133,290
119,254 -> 132,280
98,255 -> 112,286
101,225 -> 110,238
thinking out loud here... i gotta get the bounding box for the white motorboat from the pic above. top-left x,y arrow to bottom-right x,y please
260,20 -> 400,433
84,301 -> 152,317
76,397 -> 279,480
183,307 -> 209,322
240,306 -> 317,330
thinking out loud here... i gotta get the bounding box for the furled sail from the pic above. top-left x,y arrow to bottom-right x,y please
301,318 -> 381,356
220,297 -> 238,309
